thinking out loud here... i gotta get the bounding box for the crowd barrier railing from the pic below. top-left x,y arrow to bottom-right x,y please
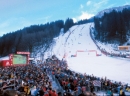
89,27 -> 130,59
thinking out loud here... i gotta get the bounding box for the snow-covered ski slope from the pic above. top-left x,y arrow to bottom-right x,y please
51,23 -> 101,60
47,23 -> 130,84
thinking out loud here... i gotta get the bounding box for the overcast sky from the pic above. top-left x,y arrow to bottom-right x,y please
0,0 -> 129,36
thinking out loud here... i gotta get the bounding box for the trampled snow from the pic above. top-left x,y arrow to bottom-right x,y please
68,56 -> 130,84
49,23 -> 130,85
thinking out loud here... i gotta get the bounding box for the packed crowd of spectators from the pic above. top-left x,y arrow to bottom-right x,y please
0,54 -> 130,96
0,62 -> 58,96
43,55 -> 130,96
50,57 -> 130,96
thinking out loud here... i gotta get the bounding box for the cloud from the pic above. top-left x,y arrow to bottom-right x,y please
87,0 -> 109,13
94,0 -> 108,8
72,18 -> 77,23
73,11 -> 94,22
106,4 -> 115,8
124,0 -> 129,5
0,31 -> 8,36
86,1 -> 91,6
79,11 -> 94,20
38,16 -> 52,23
80,4 -> 84,9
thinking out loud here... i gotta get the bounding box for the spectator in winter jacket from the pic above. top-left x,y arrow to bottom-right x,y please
48,88 -> 53,96
51,90 -> 58,96
30,86 -> 37,96
106,88 -> 113,96
2,89 -> 19,96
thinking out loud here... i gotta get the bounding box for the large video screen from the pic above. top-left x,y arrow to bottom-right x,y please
13,54 -> 27,64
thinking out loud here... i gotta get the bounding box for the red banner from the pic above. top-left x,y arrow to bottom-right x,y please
0,60 -> 11,67
17,52 -> 30,54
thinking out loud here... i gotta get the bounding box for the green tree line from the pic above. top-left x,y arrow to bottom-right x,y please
0,18 -> 74,57
94,8 -> 130,44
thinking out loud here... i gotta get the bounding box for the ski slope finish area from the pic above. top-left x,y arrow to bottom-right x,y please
51,23 -> 130,84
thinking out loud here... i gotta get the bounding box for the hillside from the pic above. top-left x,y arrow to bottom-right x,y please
44,23 -> 100,60
0,19 -> 75,57
95,5 -> 130,18
94,6 -> 130,45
